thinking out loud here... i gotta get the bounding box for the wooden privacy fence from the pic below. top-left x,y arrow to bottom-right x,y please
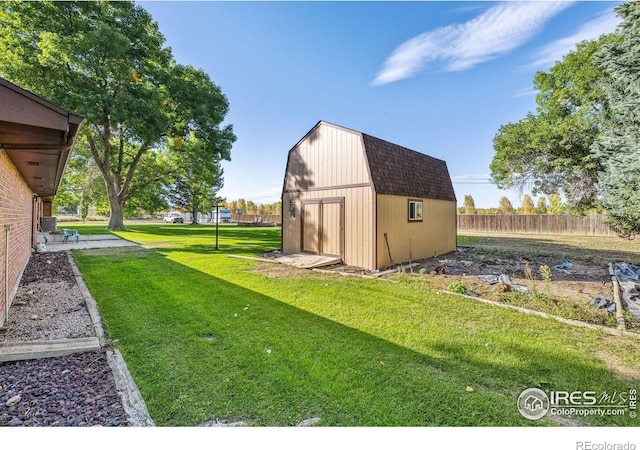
457,214 -> 620,237
232,214 -> 282,225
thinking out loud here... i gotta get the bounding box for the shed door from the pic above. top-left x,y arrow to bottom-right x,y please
301,198 -> 344,257
321,201 -> 342,257
302,202 -> 320,253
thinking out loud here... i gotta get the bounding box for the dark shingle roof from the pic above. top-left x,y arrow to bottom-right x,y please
362,133 -> 456,202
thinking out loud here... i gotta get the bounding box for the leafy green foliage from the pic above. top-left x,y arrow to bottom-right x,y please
167,134 -> 224,222
0,1 -> 235,230
53,136 -> 107,217
491,34 -> 619,210
536,197 -> 548,215
447,280 -> 467,294
123,150 -> 170,218
591,2 -> 640,235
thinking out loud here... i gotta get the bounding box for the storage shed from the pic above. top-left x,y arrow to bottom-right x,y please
0,77 -> 83,325
281,121 -> 457,271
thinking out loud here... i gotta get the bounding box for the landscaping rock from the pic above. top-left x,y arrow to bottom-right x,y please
297,417 -> 322,427
5,395 -> 21,407
0,351 -> 128,427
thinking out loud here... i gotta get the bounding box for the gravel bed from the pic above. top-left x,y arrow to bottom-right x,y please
0,251 -> 131,427
0,252 -> 94,343
0,351 -> 127,426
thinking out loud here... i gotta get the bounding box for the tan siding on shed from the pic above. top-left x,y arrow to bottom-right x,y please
284,186 -> 375,270
283,122 -> 375,269
284,123 -> 370,193
376,194 -> 457,269
282,121 -> 457,271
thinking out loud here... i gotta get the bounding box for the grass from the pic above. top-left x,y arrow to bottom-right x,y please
70,224 -> 640,426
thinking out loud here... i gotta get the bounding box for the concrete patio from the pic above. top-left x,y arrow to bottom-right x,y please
38,233 -> 138,252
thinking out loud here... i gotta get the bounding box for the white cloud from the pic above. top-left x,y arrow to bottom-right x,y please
526,9 -> 621,69
372,2 -> 573,85
451,174 -> 493,185
512,87 -> 538,98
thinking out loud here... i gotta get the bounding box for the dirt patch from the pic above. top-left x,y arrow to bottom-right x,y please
594,350 -> 640,382
251,260 -> 320,279
404,246 -> 611,301
20,252 -> 76,284
1,252 -> 95,342
379,246 -> 638,330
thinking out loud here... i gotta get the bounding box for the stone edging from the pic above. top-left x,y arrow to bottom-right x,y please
67,253 -> 107,347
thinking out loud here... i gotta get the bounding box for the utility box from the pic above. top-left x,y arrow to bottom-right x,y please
40,216 -> 57,232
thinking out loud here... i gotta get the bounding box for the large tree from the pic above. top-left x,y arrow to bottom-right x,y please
591,2 -> 640,235
0,1 -> 234,230
167,134 -> 224,224
490,33 -> 619,210
53,136 -> 107,218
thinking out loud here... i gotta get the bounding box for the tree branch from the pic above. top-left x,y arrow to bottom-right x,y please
120,143 -> 148,200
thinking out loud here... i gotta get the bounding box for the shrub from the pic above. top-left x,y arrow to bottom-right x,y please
448,280 -> 467,295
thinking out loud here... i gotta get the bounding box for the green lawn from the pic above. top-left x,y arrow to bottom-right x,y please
70,224 -> 640,426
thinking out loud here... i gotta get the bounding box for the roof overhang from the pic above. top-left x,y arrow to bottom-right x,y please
0,77 -> 84,202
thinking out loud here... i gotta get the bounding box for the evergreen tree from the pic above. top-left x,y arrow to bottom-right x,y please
591,2 -> 640,235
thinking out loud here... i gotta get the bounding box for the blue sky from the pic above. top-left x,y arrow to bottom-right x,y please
140,1 -> 622,208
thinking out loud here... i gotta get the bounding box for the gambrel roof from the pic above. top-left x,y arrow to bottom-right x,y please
361,132 -> 456,202
285,120 -> 455,202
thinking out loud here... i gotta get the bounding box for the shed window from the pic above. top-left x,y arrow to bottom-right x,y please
408,200 -> 423,221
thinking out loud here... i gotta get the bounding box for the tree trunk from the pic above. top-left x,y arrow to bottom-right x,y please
107,190 -> 125,231
191,206 -> 198,225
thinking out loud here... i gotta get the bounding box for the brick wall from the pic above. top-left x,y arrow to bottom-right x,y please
0,149 -> 34,325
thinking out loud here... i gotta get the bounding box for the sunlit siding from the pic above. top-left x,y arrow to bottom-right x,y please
282,123 -> 375,269
376,194 -> 457,269
283,123 -> 370,192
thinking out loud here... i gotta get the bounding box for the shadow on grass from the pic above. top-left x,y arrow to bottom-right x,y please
71,246 -> 637,427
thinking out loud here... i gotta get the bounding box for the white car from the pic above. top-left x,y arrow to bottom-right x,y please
163,212 -> 184,223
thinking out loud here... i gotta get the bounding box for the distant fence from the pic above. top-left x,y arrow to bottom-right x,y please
232,214 -> 281,225
457,214 -> 620,237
